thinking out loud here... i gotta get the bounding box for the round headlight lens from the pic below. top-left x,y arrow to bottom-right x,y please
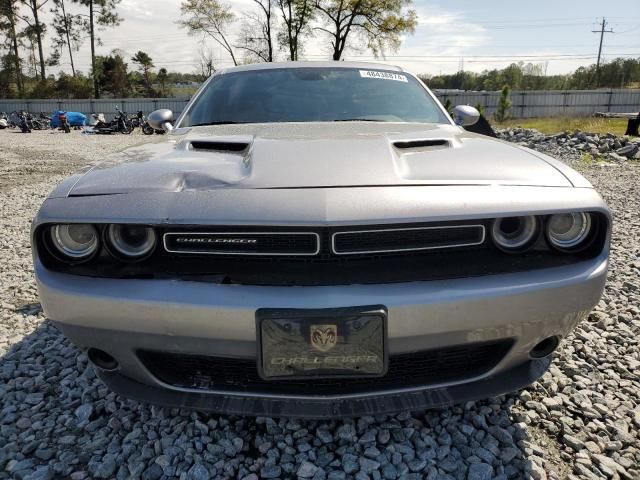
51,224 -> 98,259
547,212 -> 592,250
491,216 -> 538,252
107,224 -> 156,259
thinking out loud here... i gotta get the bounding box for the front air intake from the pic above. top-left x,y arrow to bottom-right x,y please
188,141 -> 249,152
393,139 -> 449,150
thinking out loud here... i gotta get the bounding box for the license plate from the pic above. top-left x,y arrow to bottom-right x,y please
257,306 -> 388,379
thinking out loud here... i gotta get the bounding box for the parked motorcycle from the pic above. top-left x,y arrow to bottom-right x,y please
39,112 -> 52,128
8,111 -> 21,128
17,112 -> 31,133
114,106 -> 133,134
90,107 -> 132,135
132,111 -> 155,135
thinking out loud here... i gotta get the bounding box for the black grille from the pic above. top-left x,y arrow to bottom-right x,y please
38,215 -> 608,286
333,225 -> 484,254
137,340 -> 513,395
164,232 -> 318,255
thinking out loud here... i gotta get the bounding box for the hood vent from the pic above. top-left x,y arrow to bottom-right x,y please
189,141 -> 249,153
393,139 -> 449,150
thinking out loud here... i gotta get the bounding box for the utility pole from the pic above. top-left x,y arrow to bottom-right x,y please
592,17 -> 614,87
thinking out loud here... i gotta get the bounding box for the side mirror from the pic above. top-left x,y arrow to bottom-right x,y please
452,105 -> 480,127
148,109 -> 174,132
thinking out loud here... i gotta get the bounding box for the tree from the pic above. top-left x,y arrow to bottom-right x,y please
237,0 -> 275,62
276,0 -> 313,60
55,71 -> 92,97
0,0 -> 24,95
72,0 -> 122,98
179,0 -> 237,66
495,85 -> 512,123
132,50 -> 154,96
97,51 -> 130,97
50,0 -> 85,76
18,0 -> 48,80
157,67 -> 168,95
197,44 -> 215,77
314,0 -> 417,61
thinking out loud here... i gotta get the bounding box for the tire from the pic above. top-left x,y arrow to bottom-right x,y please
142,123 -> 154,135
120,121 -> 133,134
64,124 -> 71,134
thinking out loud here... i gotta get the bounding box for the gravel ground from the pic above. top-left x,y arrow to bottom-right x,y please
0,128 -> 638,480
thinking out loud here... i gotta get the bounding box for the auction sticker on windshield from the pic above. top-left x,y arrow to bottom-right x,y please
359,70 -> 408,83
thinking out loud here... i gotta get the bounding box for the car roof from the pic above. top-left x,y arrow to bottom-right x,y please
217,61 -> 405,76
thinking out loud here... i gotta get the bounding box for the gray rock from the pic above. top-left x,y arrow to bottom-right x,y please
141,463 -> 164,480
94,455 -> 117,479
467,463 -> 493,480
186,463 -> 210,480
381,463 -> 398,480
298,461 -> 319,478
562,434 -> 584,451
74,404 -> 93,423
25,467 -> 54,480
261,465 -> 282,478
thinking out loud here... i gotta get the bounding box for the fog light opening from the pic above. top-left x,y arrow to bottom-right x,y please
87,348 -> 119,372
530,336 -> 560,359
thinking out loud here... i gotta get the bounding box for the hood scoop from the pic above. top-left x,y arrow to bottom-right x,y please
188,140 -> 250,153
393,139 -> 450,151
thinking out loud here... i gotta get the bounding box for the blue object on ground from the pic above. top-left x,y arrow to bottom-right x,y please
51,111 -> 87,127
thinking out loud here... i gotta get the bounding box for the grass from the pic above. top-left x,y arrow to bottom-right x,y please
495,117 -> 634,137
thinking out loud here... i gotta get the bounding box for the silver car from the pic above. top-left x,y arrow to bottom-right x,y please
32,62 -> 610,417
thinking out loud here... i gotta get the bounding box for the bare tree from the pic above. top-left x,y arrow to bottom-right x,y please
50,0 -> 85,76
197,44 -> 215,77
236,0 -> 275,62
314,0 -> 417,61
276,0 -> 313,60
179,0 -> 237,66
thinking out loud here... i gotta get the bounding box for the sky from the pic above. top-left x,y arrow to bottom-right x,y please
36,0 -> 640,78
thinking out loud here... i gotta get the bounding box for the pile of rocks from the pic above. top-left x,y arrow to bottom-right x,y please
497,128 -> 640,162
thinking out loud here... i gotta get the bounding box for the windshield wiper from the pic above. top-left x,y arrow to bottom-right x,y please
334,118 -> 385,122
190,121 -> 246,126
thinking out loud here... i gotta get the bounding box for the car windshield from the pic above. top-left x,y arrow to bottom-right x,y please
179,67 -> 450,127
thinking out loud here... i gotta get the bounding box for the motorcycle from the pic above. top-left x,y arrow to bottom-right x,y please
90,108 -> 132,135
8,111 -> 21,128
132,111 -> 155,135
114,106 -> 133,134
39,112 -> 52,128
17,112 -> 31,133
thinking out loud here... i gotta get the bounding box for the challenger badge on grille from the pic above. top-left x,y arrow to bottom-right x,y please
163,231 -> 320,255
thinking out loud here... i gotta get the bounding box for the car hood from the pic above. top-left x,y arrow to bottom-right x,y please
66,122 -> 573,197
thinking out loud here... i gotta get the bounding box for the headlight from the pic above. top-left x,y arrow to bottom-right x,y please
546,212 -> 592,251
107,224 -> 156,259
491,216 -> 538,252
51,224 -> 99,260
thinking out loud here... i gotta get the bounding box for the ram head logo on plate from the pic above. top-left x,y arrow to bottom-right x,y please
310,325 -> 338,352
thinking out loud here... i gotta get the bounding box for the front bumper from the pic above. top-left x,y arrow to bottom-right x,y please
37,252 -> 608,416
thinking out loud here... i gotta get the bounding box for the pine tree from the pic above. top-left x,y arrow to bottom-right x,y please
495,85 -> 512,123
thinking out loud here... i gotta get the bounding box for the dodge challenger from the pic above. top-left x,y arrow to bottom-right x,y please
32,62 -> 610,417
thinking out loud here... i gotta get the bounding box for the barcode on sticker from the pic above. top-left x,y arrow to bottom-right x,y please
359,70 -> 408,83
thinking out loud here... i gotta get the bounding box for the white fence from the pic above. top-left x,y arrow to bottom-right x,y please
0,89 -> 639,119
434,89 -> 640,118
0,97 -> 192,121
